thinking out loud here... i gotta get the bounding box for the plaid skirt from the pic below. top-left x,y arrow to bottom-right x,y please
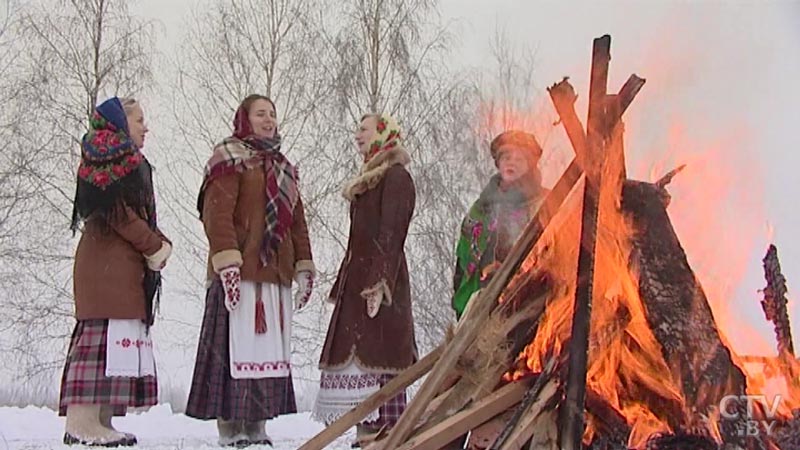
58,319 -> 158,416
363,374 -> 407,428
185,279 -> 297,421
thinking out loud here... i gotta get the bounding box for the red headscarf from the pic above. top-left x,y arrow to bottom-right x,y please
232,96 -> 278,140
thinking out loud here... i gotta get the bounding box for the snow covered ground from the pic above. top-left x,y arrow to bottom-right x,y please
0,405 -> 356,450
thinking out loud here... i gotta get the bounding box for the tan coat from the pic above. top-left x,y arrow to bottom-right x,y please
73,206 -> 171,320
319,148 -> 417,374
201,165 -> 314,284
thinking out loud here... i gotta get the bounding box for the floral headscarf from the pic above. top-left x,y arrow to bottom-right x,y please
77,97 -> 144,190
364,114 -> 402,163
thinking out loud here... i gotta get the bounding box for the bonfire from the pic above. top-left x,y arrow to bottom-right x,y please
299,34 -> 800,450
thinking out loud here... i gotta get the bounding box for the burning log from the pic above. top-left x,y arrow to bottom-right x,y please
559,34 -> 613,450
621,180 -> 755,446
585,388 -> 632,444
760,245 -> 797,366
655,164 -> 686,189
549,34 -> 647,450
490,355 -> 561,450
773,410 -> 800,450
643,431 -> 720,450
493,377 -> 560,450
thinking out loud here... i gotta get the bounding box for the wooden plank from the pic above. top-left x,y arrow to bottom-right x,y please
490,356 -> 559,450
498,379 -> 560,450
548,77 -> 588,170
617,74 -> 646,114
297,345 -> 443,450
419,288 -> 551,432
526,408 -> 558,450
468,409 -> 516,449
394,381 -> 530,450
558,33 -> 612,450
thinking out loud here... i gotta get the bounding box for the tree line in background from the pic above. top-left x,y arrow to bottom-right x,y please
0,0 -> 563,409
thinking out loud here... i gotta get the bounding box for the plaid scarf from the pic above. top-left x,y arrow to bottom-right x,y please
198,135 -> 299,266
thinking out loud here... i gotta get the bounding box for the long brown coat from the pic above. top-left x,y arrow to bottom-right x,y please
319,148 -> 417,374
73,206 -> 170,320
201,164 -> 314,284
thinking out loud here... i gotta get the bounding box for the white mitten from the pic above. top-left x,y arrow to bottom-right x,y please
365,290 -> 383,318
219,266 -> 241,313
294,270 -> 314,311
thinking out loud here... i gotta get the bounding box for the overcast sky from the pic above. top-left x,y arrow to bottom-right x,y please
134,0 -> 800,357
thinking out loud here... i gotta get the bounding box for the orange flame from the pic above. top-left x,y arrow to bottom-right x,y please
504,170 -> 684,447
477,79 -> 797,447
632,120 -> 800,422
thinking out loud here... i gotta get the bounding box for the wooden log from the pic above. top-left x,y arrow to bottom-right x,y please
392,380 -> 531,450
490,356 -> 560,450
617,74 -> 646,114
761,244 -> 797,382
548,77 -> 588,170
559,33 -> 612,450
498,378 -> 560,450
526,408 -> 559,450
420,281 -> 552,431
621,180 -> 752,446
547,74 -> 644,177
655,164 -> 686,189
467,409 -> 516,449
585,389 -> 631,443
774,410 -> 800,450
297,345 -> 443,450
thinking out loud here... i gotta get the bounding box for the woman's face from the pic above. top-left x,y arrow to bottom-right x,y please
126,103 -> 148,149
355,116 -> 378,155
497,145 -> 532,184
248,99 -> 277,139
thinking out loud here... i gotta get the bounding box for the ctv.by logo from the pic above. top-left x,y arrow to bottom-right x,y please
713,394 -> 783,437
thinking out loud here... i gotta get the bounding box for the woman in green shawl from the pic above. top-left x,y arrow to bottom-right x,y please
452,130 -> 549,319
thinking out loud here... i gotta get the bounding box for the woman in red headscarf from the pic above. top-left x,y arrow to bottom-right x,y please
185,94 -> 315,447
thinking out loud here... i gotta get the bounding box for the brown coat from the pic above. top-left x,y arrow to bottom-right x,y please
201,165 -> 314,285
73,206 -> 170,320
319,148 -> 417,374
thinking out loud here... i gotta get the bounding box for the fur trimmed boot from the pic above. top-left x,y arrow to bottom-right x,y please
217,418 -> 248,447
243,420 -> 273,446
64,404 -> 128,447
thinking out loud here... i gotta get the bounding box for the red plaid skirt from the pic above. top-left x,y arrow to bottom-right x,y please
363,374 -> 407,428
184,279 -> 297,421
58,319 -> 158,416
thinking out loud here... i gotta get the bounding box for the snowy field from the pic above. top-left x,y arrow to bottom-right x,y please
0,405 -> 356,450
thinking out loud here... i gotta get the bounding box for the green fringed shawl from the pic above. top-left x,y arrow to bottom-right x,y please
452,174 -> 547,319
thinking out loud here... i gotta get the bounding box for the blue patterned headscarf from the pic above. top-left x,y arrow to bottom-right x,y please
77,97 -> 143,189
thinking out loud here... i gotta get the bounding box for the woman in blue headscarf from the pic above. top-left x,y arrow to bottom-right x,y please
58,97 -> 172,447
